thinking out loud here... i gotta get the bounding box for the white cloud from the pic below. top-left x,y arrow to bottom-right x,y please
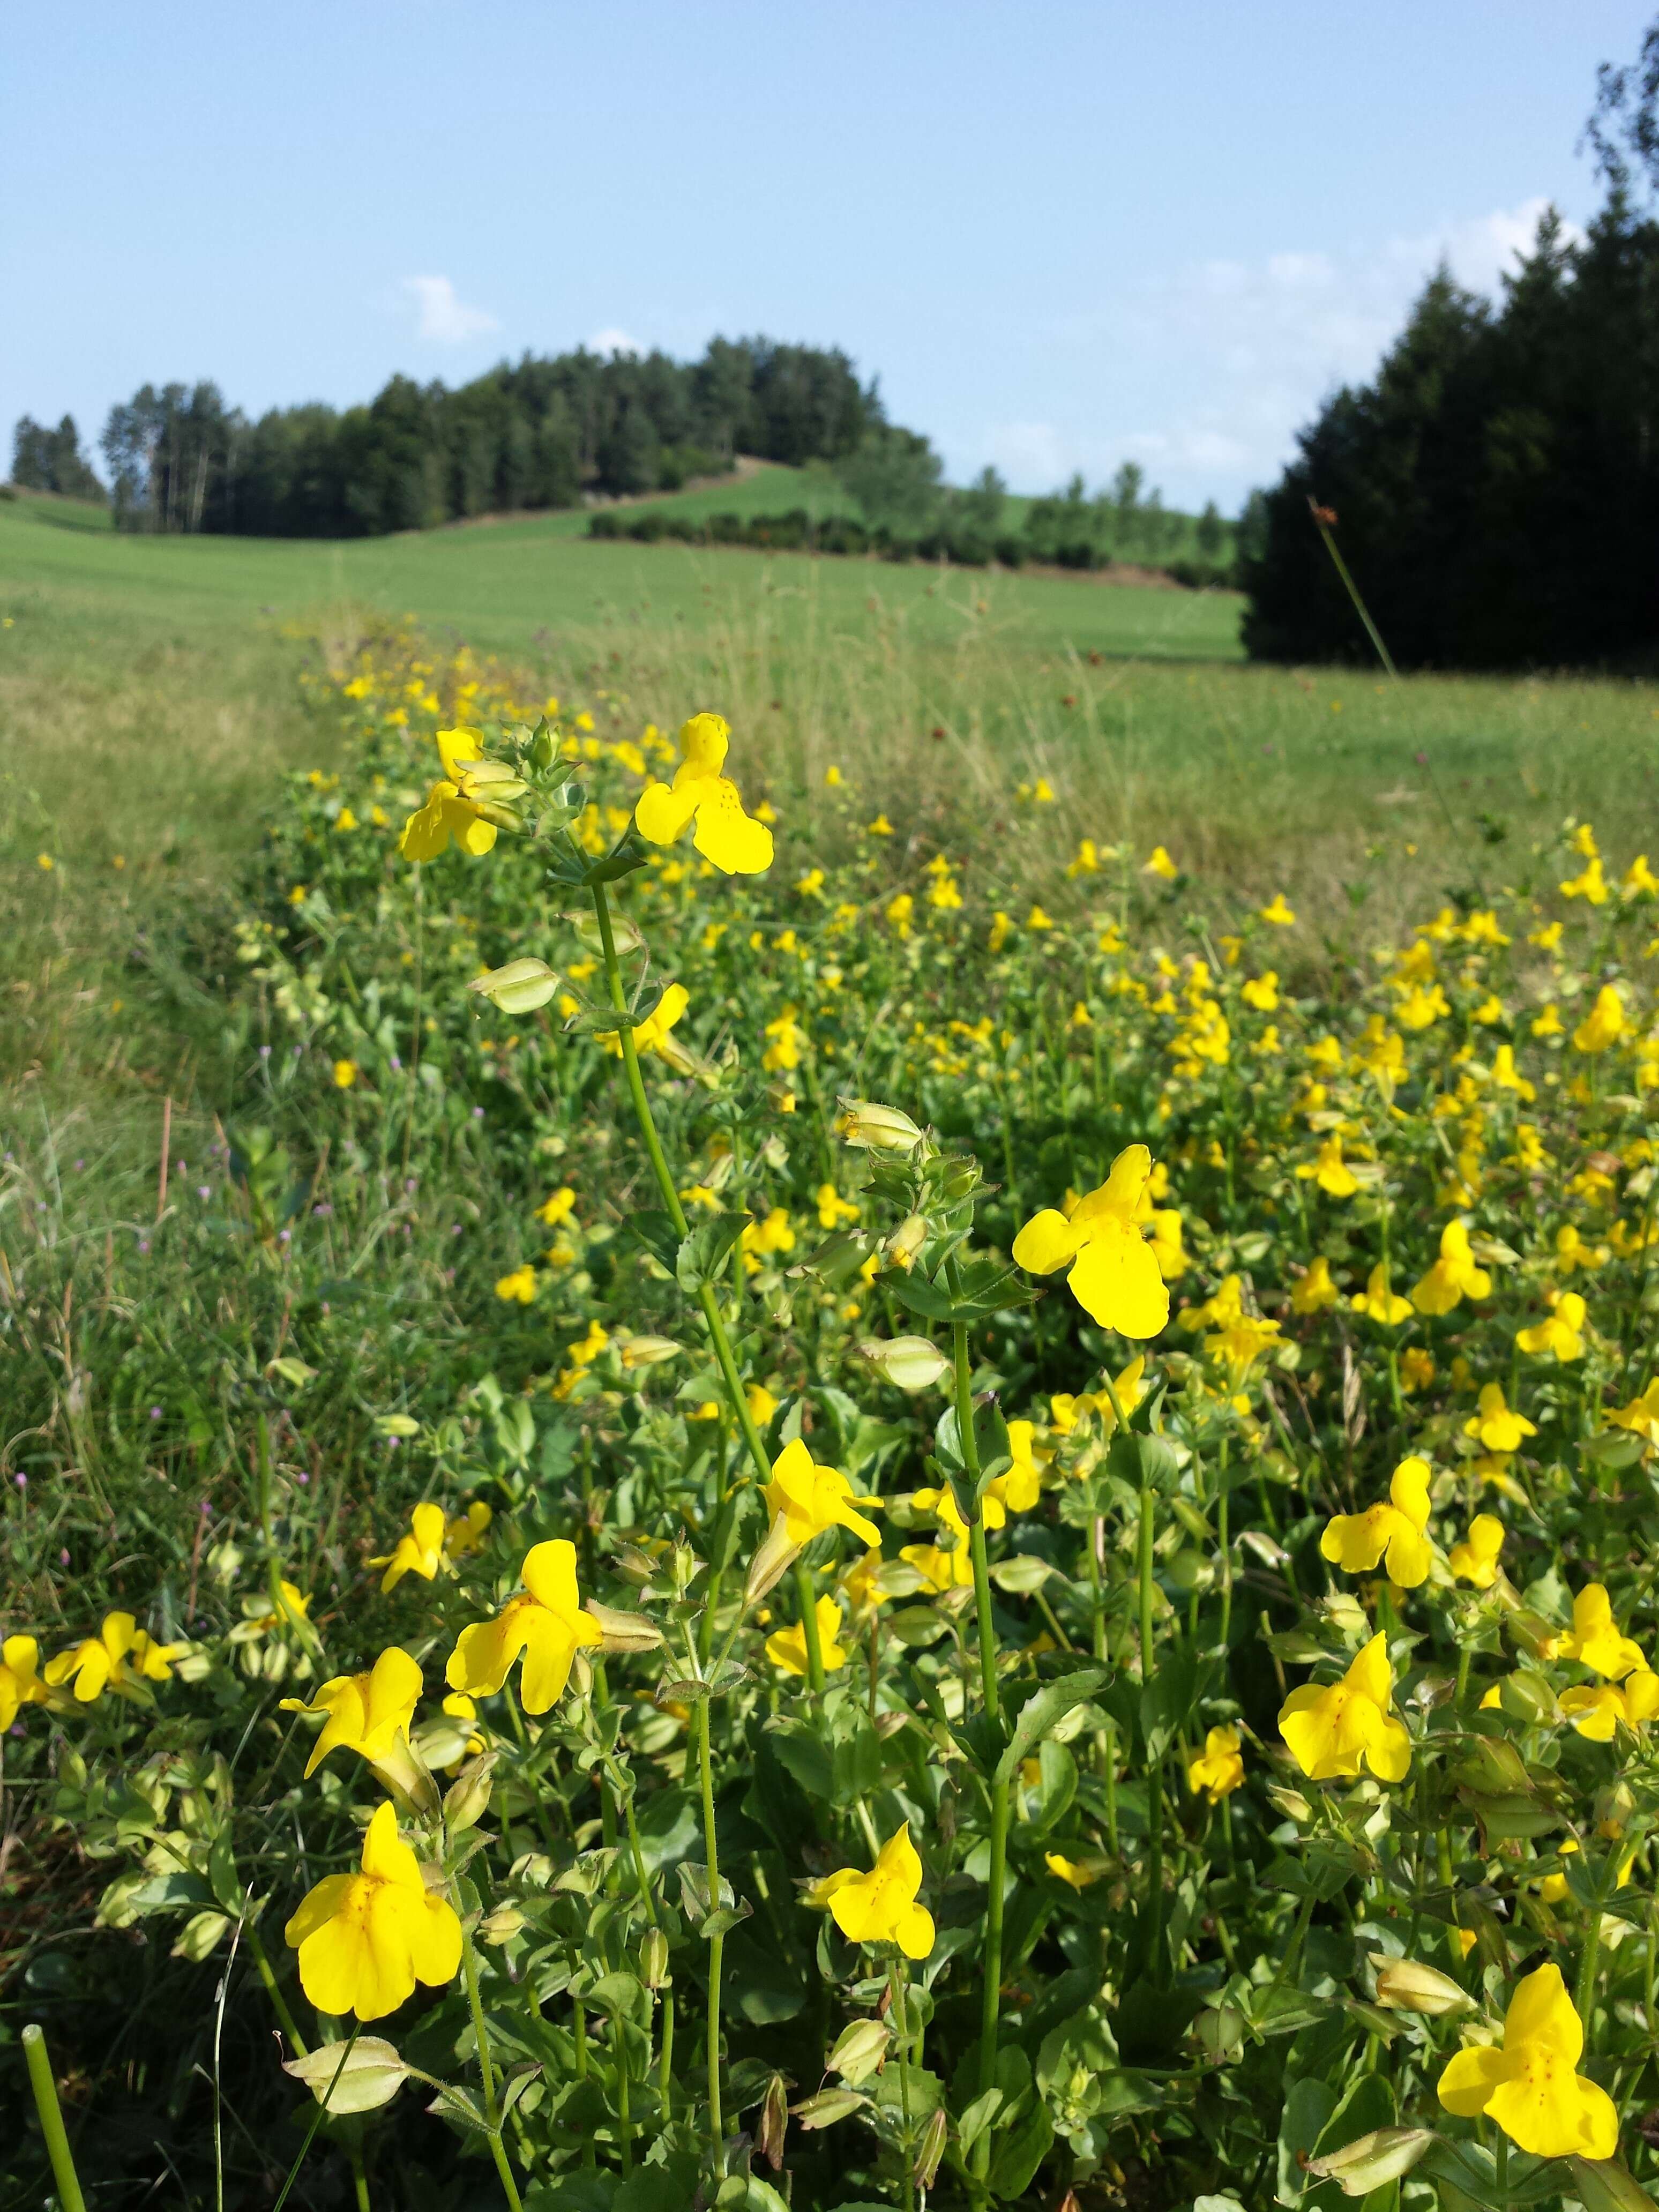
400,275 -> 499,346
588,325 -> 641,357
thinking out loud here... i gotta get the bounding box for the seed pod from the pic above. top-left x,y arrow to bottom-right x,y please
1370,1955 -> 1472,2015
913,2107 -> 948,2191
756,2070 -> 789,2170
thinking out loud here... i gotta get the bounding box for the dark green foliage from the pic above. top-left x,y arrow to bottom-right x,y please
1243,199 -> 1659,669
91,339 -> 886,537
10,413 -> 103,499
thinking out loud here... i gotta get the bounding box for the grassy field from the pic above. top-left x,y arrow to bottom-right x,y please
9,484 -> 1659,2209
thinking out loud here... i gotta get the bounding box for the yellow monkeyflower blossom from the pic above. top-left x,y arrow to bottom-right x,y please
814,1826 -> 935,1959
1573,984 -> 1626,1053
1624,853 -> 1659,898
762,1437 -> 880,1546
596,980 -> 697,1073
1187,1725 -> 1244,1803
46,1613 -> 185,1703
1242,970 -> 1279,1011
1438,1963 -> 1616,2161
1143,845 -> 1178,880
1320,1458 -> 1433,1587
1609,1378 -> 1659,1445
494,1264 -> 537,1304
1516,1290 -> 1586,1362
1013,1144 -> 1170,1338
1044,1852 -> 1102,1889
446,1540 -> 602,1715
747,1381 -> 780,1426
1259,892 -> 1296,926
1560,856 -> 1609,906
816,1183 -> 860,1230
333,1058 -> 359,1089
1350,1262 -> 1411,1326
444,1501 -> 492,1560
281,1647 -> 423,1778
399,727 -> 520,861
1449,1514 -> 1505,1588
766,1595 -> 848,1676
1145,1208 -> 1187,1280
633,713 -> 773,874
1400,1346 -> 1436,1393
285,1799 -> 462,2022
1297,1133 -> 1357,1197
534,1186 -> 577,1228
1464,1382 -> 1536,1453
0,1635 -> 61,1729
1279,1632 -> 1411,1783
1410,1219 -> 1492,1315
1291,1257 -> 1340,1313
370,1503 -> 448,1593
1550,1583 -> 1648,1680
1559,1671 -> 1659,1740
900,1539 -> 974,1591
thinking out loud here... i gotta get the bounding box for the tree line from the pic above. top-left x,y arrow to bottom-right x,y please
10,338 -> 887,536
1245,20 -> 1659,671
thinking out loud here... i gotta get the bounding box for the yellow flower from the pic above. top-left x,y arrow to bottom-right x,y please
0,1635 -> 60,1729
1533,1003 -> 1564,1037
1551,1582 -> 1647,1680
1463,1382 -> 1535,1453
762,1437 -> 880,1546
1608,1377 -> 1659,1445
333,1059 -> 359,1090
494,1264 -> 537,1304
1350,1263 -> 1410,1327
747,1381 -> 780,1426
1145,1208 -> 1187,1280
900,1541 -> 974,1591
534,1186 -> 577,1228
1044,1852 -> 1101,1889
988,909 -> 1012,952
1279,1632 -> 1411,1783
1186,1725 -> 1244,1803
1143,845 -> 1178,880
1296,1133 -> 1357,1198
399,728 -> 520,861
1026,903 -> 1054,931
1560,856 -> 1609,906
596,981 -> 697,1073
281,1647 -> 423,1778
1242,970 -> 1279,1011
446,1540 -> 602,1715
633,713 -> 773,874
1573,984 -> 1626,1053
284,1799 -> 462,2022
1438,1963 -> 1616,2160
1559,1672 -> 1659,1740
816,1183 -> 860,1230
1624,853 -> 1659,898
370,1503 -> 448,1593
36,853 -> 54,871
815,1826 -> 935,1958
1013,1144 -> 1170,1338
444,1501 -> 492,1560
1410,1218 -> 1491,1315
1291,1257 -> 1339,1313
45,1613 -> 185,1703
1320,1458 -> 1433,1587
1516,1291 -> 1586,1362
1259,893 -> 1295,926
1400,1346 -> 1436,1393
766,1595 -> 848,1676
1449,1514 -> 1505,1588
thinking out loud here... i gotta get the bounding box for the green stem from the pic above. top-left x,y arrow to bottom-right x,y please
614,2012 -> 633,2172
1138,1468 -> 1165,1976
696,1695 -> 726,2163
23,2026 -> 88,2212
793,1556 -> 827,1695
245,1922 -> 308,2055
461,1929 -> 525,2212
623,1790 -> 661,1927
1215,1438 -> 1233,1653
591,880 -> 772,1492
350,2148 -> 371,2212
889,1963 -> 917,2212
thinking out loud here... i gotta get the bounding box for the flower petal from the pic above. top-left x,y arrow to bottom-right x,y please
635,779 -> 700,847
692,778 -> 774,875
1066,1227 -> 1170,1339
1012,1208 -> 1082,1276
1437,2043 -> 1512,2119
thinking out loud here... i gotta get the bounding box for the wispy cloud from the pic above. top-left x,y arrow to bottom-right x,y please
974,198 -> 1577,503
587,325 -> 641,357
400,275 -> 499,346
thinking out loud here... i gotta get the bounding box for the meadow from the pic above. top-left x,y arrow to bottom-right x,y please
5,488 -> 1659,2212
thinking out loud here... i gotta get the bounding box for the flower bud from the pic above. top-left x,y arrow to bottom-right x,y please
1371,1955 -> 1472,2015
615,1332 -> 684,1369
836,1098 -> 924,1153
827,2017 -> 891,2086
466,959 -> 562,1014
1192,2002 -> 1246,2062
857,1336 -> 951,1392
368,1732 -> 441,1818
757,2070 -> 790,2171
744,1512 -> 801,1606
443,1751 -> 496,1836
586,1601 -> 665,1654
1305,2127 -> 1434,2196
1265,1783 -> 1312,1823
882,1214 -> 929,1270
640,1927 -> 671,1990
477,1904 -> 526,1946
284,2036 -> 412,2115
913,2107 -> 948,2192
528,722 -> 558,771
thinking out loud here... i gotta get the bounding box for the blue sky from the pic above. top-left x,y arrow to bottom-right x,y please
6,3 -> 1653,511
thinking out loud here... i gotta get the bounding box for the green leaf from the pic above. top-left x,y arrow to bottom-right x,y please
995,1668 -> 1109,1785
677,1213 -> 749,1292
1566,2158 -> 1659,2212
988,2096 -> 1053,2200
886,1273 -> 959,1323
1139,1648 -> 1213,1764
625,1210 -> 681,1272
767,1720 -> 834,1800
